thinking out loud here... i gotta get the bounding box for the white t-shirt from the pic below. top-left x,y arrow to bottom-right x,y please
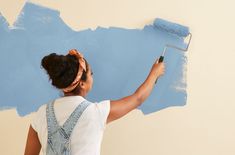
31,96 -> 110,155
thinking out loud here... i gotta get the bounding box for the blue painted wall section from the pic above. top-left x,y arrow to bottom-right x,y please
0,2 -> 188,116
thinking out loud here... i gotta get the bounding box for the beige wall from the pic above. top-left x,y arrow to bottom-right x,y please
0,0 -> 235,154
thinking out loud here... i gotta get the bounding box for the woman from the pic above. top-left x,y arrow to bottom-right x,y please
24,49 -> 165,155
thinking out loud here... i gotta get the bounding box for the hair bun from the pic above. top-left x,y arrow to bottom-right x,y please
41,53 -> 78,88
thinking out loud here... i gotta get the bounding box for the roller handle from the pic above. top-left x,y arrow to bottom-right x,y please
159,56 -> 164,63
155,56 -> 164,84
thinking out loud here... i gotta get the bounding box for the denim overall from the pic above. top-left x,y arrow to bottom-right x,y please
46,100 -> 91,155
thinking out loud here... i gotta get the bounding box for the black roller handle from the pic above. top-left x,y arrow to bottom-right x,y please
159,55 -> 164,63
155,56 -> 164,84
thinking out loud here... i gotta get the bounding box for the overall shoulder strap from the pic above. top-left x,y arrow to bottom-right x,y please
62,100 -> 91,138
46,100 -> 60,137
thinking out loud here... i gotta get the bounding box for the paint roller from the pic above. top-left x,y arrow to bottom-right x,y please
153,18 -> 192,83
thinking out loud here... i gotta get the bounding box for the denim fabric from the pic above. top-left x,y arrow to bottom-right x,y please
46,100 -> 91,155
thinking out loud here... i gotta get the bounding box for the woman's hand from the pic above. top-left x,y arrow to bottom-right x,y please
152,59 -> 165,78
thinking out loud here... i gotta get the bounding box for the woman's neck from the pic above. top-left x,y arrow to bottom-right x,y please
63,91 -> 86,98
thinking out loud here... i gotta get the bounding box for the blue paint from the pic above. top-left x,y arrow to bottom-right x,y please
0,2 -> 188,116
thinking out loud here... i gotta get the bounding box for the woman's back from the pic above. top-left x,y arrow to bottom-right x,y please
31,96 -> 110,155
24,50 -> 165,155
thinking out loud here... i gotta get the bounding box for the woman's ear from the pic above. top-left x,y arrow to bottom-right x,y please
79,81 -> 85,89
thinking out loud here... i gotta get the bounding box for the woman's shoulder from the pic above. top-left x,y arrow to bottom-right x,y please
35,103 -> 47,114
30,103 -> 48,131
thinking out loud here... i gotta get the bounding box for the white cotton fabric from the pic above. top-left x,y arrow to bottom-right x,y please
31,96 -> 110,155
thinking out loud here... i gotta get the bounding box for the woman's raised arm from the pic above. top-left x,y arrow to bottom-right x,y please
107,59 -> 165,123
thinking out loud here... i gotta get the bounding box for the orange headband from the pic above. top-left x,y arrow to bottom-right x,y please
62,49 -> 87,93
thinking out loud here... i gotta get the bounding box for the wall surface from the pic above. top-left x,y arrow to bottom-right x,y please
0,0 -> 235,155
